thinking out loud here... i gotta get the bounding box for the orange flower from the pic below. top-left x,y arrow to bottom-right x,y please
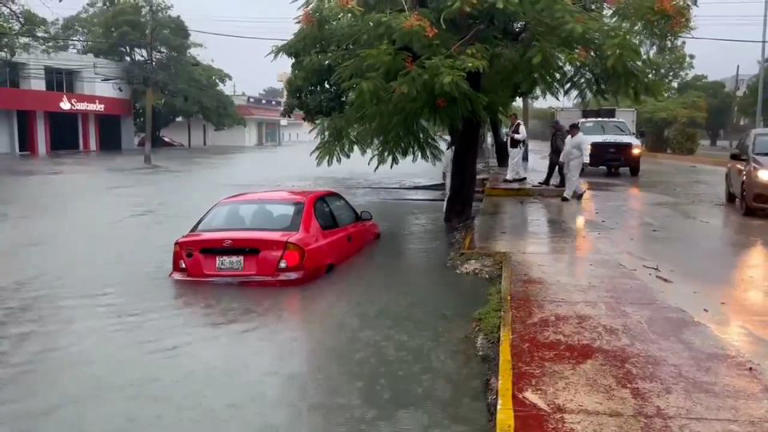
436,98 -> 448,109
405,56 -> 415,71
339,0 -> 357,7
300,9 -> 316,27
425,26 -> 438,38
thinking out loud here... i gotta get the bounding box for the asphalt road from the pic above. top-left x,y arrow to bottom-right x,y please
0,144 -> 488,432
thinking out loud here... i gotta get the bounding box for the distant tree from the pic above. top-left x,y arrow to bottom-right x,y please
0,0 -> 50,59
258,86 -> 283,100
277,0 -> 694,225
678,74 -> 734,147
638,92 -> 705,154
737,66 -> 767,127
58,0 -> 242,146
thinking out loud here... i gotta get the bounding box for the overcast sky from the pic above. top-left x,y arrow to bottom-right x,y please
27,0 -> 768,96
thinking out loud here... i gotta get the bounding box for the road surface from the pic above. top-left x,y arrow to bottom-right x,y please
0,144 -> 488,432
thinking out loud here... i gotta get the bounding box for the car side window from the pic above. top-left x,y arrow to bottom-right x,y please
325,195 -> 359,228
737,135 -> 748,155
314,199 -> 338,231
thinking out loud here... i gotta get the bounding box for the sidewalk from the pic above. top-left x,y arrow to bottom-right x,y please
471,150 -> 768,431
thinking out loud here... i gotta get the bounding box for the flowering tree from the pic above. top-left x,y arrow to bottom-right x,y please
277,0 -> 692,225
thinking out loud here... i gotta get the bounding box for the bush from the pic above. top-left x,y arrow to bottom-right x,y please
668,123 -> 699,155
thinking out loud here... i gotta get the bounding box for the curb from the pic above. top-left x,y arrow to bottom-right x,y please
496,255 -> 514,431
643,152 -> 729,168
485,186 -> 563,198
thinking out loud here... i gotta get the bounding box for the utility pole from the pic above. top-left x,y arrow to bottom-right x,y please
731,64 -> 740,147
756,0 -> 768,128
144,1 -> 154,165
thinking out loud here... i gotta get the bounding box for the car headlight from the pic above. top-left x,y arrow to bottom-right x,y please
631,146 -> 642,156
757,169 -> 768,182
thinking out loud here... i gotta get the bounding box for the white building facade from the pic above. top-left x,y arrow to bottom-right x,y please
0,51 -> 134,156
161,95 -> 315,148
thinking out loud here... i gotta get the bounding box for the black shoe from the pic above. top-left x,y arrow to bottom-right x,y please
555,183 -> 565,188
576,191 -> 586,201
561,196 -> 571,202
538,181 -> 550,186
502,179 -> 514,183
512,177 -> 527,183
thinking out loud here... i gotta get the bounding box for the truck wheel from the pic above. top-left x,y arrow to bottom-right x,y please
630,163 -> 640,177
725,174 -> 736,204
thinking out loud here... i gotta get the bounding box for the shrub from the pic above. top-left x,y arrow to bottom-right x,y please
668,123 -> 699,155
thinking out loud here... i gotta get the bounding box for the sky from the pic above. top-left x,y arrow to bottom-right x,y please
25,0 -> 768,97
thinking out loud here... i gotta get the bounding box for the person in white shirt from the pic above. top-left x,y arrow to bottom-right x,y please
559,123 -> 589,201
503,113 -> 527,183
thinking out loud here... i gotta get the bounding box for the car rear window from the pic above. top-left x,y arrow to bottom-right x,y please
194,201 -> 304,232
581,121 -> 632,136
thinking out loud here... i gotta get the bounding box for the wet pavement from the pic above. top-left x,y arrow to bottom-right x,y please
474,143 -> 768,431
0,144 -> 488,432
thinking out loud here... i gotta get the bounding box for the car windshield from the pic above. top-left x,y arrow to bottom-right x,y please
194,201 -> 304,232
754,134 -> 768,155
580,120 -> 633,136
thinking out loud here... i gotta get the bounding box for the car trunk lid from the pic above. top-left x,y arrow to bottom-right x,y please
177,231 -> 295,278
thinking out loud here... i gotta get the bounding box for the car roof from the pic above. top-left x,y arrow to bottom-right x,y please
220,190 -> 335,203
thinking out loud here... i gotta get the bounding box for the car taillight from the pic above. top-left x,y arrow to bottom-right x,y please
173,243 -> 186,272
278,243 -> 305,271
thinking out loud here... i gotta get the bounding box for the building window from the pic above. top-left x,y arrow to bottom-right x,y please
0,62 -> 20,88
44,67 -> 76,93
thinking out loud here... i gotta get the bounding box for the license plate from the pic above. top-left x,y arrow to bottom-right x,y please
216,256 -> 244,272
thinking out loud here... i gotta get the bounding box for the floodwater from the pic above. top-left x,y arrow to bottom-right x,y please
0,143 -> 488,432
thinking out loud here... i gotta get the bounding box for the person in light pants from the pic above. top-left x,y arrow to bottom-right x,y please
504,113 -> 527,183
560,123 -> 589,201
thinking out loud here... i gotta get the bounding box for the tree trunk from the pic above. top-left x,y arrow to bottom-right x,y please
489,115 -> 508,168
444,115 -> 482,226
708,130 -> 718,147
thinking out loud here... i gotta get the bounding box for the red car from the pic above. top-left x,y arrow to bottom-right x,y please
170,190 -> 380,285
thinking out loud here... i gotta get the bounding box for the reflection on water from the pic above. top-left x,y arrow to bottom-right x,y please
726,242 -> 768,345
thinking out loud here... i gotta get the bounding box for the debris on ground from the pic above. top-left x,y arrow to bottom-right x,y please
643,264 -> 661,272
656,275 -> 674,284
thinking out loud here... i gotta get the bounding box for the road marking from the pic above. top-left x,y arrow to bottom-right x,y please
496,255 -> 515,432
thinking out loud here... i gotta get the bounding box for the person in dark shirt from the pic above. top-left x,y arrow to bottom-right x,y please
539,120 -> 566,188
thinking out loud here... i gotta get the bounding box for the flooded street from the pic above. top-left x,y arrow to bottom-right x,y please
0,144 -> 488,432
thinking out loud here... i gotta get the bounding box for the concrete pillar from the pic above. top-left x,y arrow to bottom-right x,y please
88,114 -> 98,151
258,121 -> 265,146
35,111 -> 46,155
78,113 -> 85,151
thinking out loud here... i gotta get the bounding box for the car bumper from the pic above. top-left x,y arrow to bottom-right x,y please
169,270 -> 312,286
588,154 -> 640,167
747,182 -> 768,209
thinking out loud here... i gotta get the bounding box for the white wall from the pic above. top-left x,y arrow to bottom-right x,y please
161,118 -> 247,147
211,125 -> 246,146
0,110 -> 15,154
282,122 -> 315,143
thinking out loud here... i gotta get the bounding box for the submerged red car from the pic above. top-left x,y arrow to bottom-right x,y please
171,190 -> 380,284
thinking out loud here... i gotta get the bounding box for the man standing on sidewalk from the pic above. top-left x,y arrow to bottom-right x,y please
504,113 -> 527,183
539,120 -> 566,187
560,123 -> 588,202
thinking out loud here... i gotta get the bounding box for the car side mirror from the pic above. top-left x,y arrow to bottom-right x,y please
637,130 -> 646,139
359,211 -> 373,221
730,151 -> 746,161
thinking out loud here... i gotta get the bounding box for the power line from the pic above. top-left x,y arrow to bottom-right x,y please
188,29 -> 289,41
682,35 -> 767,43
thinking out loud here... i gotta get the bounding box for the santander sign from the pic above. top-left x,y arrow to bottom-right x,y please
59,94 -> 105,112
